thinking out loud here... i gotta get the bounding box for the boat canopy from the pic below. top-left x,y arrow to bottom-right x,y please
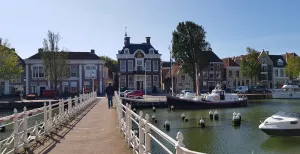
273,111 -> 300,119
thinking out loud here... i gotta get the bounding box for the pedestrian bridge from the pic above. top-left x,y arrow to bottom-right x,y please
0,92 -> 205,154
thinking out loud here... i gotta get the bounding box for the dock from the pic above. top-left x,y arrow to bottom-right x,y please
121,95 -> 167,109
237,93 -> 272,100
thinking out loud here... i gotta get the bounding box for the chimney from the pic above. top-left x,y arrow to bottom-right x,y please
0,38 -> 2,46
266,51 -> 269,55
124,37 -> 130,45
146,37 -> 151,44
38,48 -> 43,53
91,49 -> 95,54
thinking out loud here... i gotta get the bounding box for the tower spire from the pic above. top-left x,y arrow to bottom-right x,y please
125,26 -> 127,37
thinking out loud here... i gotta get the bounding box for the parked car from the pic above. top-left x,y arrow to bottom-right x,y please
120,90 -> 132,97
126,90 -> 144,99
251,86 -> 270,93
27,93 -> 38,100
234,86 -> 249,93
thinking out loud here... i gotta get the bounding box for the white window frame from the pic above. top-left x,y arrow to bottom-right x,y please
146,75 -> 152,88
32,65 -> 45,78
120,75 -> 126,88
277,59 -> 283,66
84,64 -> 97,78
128,60 -> 133,72
153,75 -> 159,87
120,60 -> 126,72
146,60 -> 151,71
124,48 -> 129,54
274,69 -> 278,77
128,75 -> 134,88
216,71 -> 221,79
70,65 -> 77,77
153,60 -> 158,71
280,69 -> 284,77
217,64 -> 220,69
149,49 -> 154,54
135,59 -> 143,71
202,71 -> 208,79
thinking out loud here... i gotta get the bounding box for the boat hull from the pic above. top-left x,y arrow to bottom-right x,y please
260,128 -> 300,137
272,92 -> 300,99
167,96 -> 248,109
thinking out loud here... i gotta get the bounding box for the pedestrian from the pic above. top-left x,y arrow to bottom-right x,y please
105,82 -> 114,109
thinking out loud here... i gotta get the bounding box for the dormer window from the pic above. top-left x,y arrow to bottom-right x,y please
277,59 -> 283,66
124,48 -> 129,54
149,49 -> 154,54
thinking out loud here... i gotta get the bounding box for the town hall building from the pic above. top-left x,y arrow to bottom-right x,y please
116,33 -> 162,92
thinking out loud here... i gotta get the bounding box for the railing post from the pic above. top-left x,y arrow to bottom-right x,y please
125,103 -> 129,142
144,114 -> 151,153
34,121 -> 40,141
43,102 -> 49,136
68,97 -> 72,116
13,108 -> 20,153
23,106 -> 29,148
127,104 -> 132,147
58,99 -> 62,124
48,101 -> 52,133
61,99 -> 65,123
175,132 -> 185,154
74,96 -> 78,113
138,111 -> 144,154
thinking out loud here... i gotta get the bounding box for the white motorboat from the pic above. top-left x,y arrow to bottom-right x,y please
272,84 -> 300,99
259,111 -> 300,137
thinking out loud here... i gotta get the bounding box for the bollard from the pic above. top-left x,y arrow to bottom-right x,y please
152,106 -> 156,112
164,121 -> 170,131
209,110 -> 213,120
181,113 -> 185,121
214,110 -> 219,120
198,118 -> 205,128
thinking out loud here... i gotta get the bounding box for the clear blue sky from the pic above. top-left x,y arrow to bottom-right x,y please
1,0 -> 300,61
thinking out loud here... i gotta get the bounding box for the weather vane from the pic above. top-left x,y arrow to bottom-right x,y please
125,26 -> 127,37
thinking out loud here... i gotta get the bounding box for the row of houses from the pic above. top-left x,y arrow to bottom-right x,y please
0,38 -> 113,96
160,50 -> 299,94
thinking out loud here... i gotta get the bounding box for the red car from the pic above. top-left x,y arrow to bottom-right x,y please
126,90 -> 144,99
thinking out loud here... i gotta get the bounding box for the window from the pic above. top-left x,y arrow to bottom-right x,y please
262,58 -> 266,64
153,60 -> 158,71
242,80 -> 244,86
32,66 -> 44,78
216,71 -> 221,79
246,80 -> 249,86
85,65 -> 97,78
210,63 -> 214,71
236,71 -> 239,77
120,60 -> 126,72
62,82 -> 69,93
202,71 -> 208,79
120,75 -> 126,88
70,66 -> 77,77
209,72 -> 214,79
31,86 -> 37,93
229,70 -> 233,78
280,69 -> 284,77
146,75 -> 152,88
136,60 -> 143,71
153,75 -> 159,87
124,48 -> 129,54
277,59 -> 283,66
275,69 -> 278,77
71,82 -> 77,93
217,64 -> 220,69
203,81 -> 207,87
10,74 -> 21,83
128,75 -> 134,88
149,49 -> 154,54
146,60 -> 151,71
128,60 -> 133,71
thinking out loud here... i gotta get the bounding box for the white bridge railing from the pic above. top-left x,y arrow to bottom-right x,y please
115,92 -> 205,154
0,92 -> 97,154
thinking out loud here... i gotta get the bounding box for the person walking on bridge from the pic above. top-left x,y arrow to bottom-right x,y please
105,82 -> 114,109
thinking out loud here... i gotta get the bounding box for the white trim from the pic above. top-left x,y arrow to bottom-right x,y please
153,60 -> 159,71
128,75 -> 134,89
145,60 -> 151,71
120,60 -> 126,72
79,65 -> 82,91
133,49 -> 146,55
25,59 -> 105,65
128,60 -> 134,71
135,59 -> 144,71
124,48 -> 130,54
116,54 -> 161,59
149,48 -> 154,54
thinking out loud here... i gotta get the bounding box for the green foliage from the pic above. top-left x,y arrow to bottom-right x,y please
0,41 -> 23,80
40,30 -> 69,91
100,56 -> 118,72
240,47 -> 260,83
285,55 -> 300,79
172,21 -> 212,91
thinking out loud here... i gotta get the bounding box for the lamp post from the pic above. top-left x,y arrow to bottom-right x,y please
91,71 -> 95,93
169,45 -> 174,96
21,77 -> 26,103
144,62 -> 147,99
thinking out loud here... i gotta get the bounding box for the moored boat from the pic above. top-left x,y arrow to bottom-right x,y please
272,84 -> 300,99
259,111 -> 300,137
167,84 -> 248,109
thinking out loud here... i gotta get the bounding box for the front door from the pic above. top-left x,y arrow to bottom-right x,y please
136,81 -> 143,90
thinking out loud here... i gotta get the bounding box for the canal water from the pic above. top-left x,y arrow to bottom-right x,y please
1,99 -> 300,154
142,99 -> 300,154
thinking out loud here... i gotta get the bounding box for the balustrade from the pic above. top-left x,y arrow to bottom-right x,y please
115,91 -> 205,154
0,92 -> 97,154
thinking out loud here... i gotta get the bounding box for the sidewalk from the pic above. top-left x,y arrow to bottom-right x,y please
25,98 -> 131,154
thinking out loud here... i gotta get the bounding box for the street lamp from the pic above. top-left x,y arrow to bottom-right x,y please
144,61 -> 147,99
91,71 -> 95,93
21,77 -> 26,102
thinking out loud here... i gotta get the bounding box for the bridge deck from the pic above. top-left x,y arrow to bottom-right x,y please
24,98 -> 130,154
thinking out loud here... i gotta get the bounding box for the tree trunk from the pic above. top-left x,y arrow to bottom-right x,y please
193,75 -> 197,93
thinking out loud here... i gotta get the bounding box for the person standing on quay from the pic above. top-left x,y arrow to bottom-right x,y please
105,82 -> 114,109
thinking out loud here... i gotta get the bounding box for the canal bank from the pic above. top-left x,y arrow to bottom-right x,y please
138,99 -> 300,154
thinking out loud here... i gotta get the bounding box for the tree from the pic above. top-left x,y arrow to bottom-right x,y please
0,40 -> 23,80
285,55 -> 300,80
172,21 -> 213,92
100,56 -> 118,72
40,30 -> 69,94
240,47 -> 260,85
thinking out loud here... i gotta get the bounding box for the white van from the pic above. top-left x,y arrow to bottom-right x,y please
235,86 -> 249,93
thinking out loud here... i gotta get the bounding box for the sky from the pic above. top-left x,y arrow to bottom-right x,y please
1,0 -> 300,61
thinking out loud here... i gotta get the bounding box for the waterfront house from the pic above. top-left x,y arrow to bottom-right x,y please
257,50 -> 274,88
116,34 -> 162,92
222,57 -> 252,90
160,61 -> 171,92
268,55 -> 289,88
0,38 -> 26,96
24,49 -> 105,96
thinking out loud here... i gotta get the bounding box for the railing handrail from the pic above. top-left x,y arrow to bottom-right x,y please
115,91 -> 205,154
0,92 -> 98,154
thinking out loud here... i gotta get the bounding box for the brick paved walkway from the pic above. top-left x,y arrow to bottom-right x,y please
24,98 -> 131,154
